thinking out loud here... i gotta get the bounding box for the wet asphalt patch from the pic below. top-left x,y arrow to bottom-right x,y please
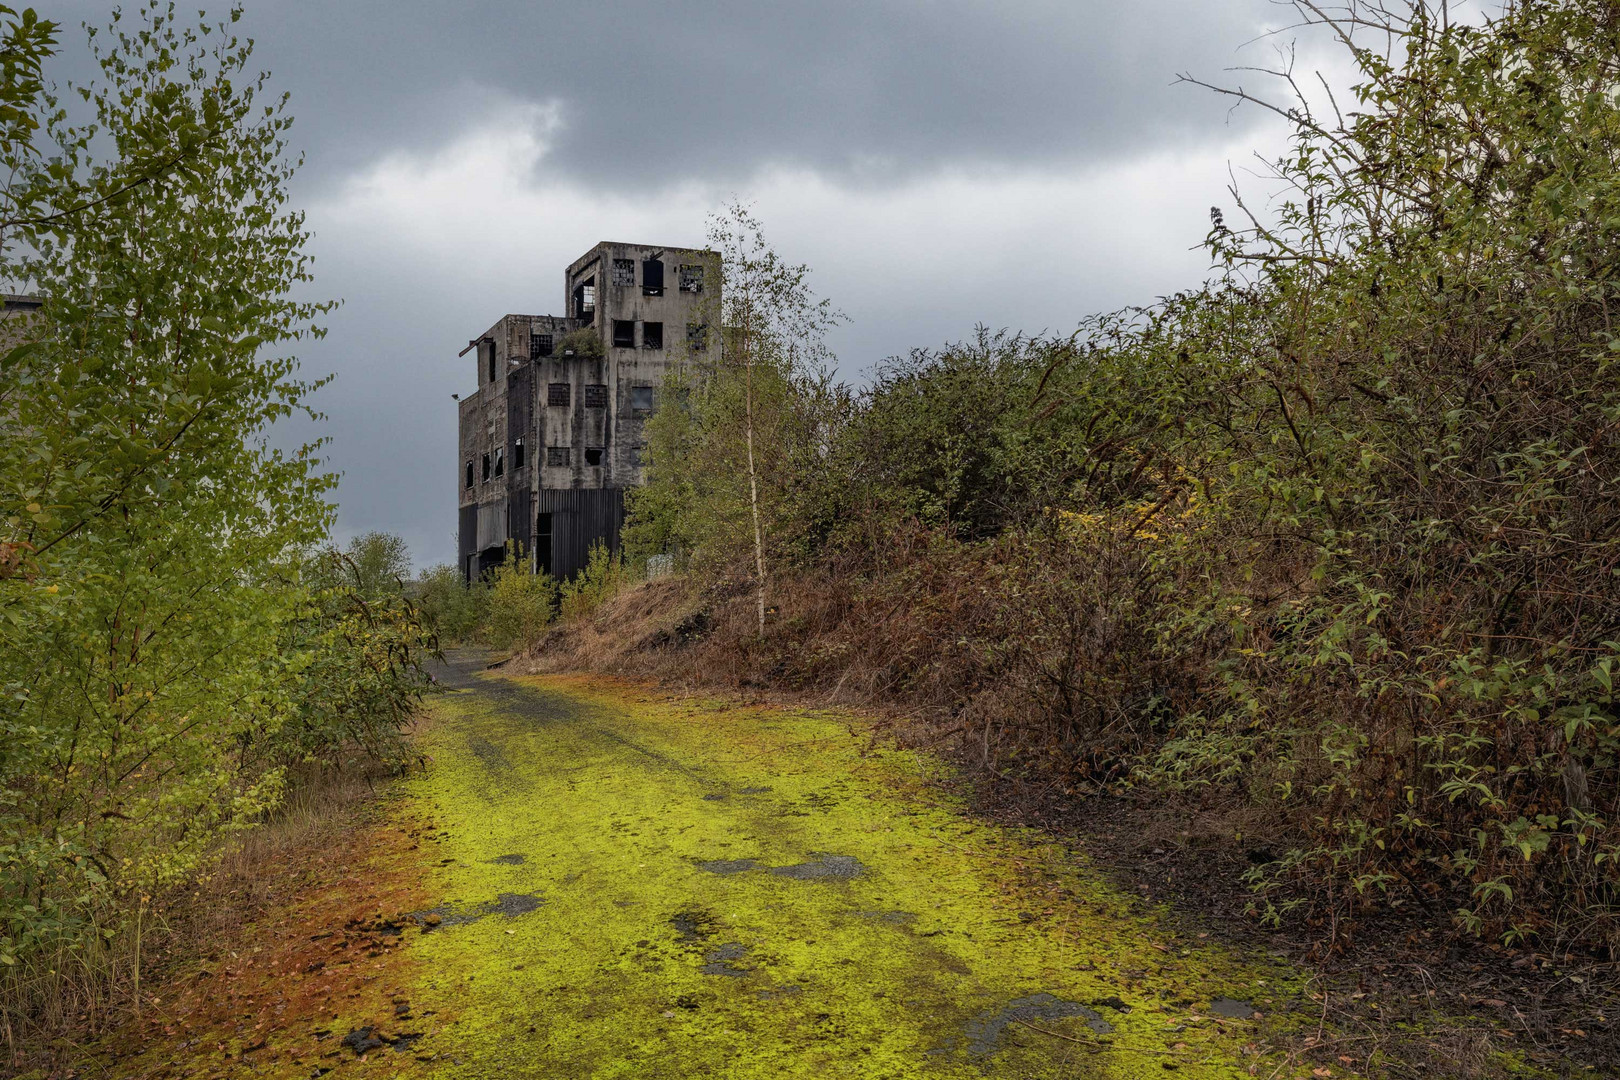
412,892 -> 544,928
770,854 -> 864,880
341,1028 -> 423,1056
700,942 -> 752,977
671,908 -> 722,944
1209,996 -> 1259,1019
964,993 -> 1113,1057
694,853 -> 866,880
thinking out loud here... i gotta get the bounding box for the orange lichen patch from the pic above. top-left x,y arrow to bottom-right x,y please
90,801 -> 449,1080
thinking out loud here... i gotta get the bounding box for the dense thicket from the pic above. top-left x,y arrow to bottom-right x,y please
629,1 -> 1620,954
0,5 -> 432,1035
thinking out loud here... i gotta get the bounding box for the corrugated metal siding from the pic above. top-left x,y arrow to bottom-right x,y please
508,488 -> 531,561
477,497 -> 509,550
506,363 -> 533,557
535,488 -> 625,579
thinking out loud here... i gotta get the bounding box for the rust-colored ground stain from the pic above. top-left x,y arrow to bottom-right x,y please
88,799 -> 449,1079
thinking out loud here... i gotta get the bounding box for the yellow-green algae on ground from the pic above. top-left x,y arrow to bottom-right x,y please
396,659 -> 1309,1079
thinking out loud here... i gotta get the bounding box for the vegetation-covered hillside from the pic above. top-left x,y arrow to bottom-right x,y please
600,0 -> 1620,959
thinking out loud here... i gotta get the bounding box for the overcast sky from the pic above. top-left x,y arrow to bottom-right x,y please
51,0 -> 1330,568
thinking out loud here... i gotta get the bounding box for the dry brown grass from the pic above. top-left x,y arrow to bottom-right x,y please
2,756 -> 397,1076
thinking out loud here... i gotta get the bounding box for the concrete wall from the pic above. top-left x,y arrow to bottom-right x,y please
563,242 -> 722,483
456,242 -> 720,582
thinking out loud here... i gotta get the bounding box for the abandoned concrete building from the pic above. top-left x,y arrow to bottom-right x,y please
457,241 -> 720,582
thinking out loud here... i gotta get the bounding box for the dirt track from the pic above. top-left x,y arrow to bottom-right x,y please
373,652 -> 1313,1078
97,653 -> 1541,1079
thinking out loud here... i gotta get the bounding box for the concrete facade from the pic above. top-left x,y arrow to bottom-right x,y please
457,241 -> 720,582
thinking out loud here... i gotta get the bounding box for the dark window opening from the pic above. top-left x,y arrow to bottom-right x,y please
547,382 -> 571,407
612,319 -> 635,348
530,332 -> 553,359
585,447 -> 604,467
546,446 -> 570,467
572,276 -> 596,324
687,322 -> 709,351
584,383 -> 609,408
680,264 -> 704,293
465,460 -> 474,489
630,385 -> 655,412
642,258 -> 664,296
642,321 -> 663,349
612,258 -> 635,286
481,453 -> 491,482
493,447 -> 505,478
535,513 -> 553,575
485,342 -> 496,383
513,437 -> 525,470
631,444 -> 647,467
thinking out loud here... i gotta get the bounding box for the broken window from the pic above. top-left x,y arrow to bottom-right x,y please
482,453 -> 491,482
547,382 -> 571,407
493,446 -> 504,478
530,332 -> 553,359
572,276 -> 596,324
642,321 -> 663,349
612,319 -> 635,348
584,383 -> 609,408
465,460 -> 474,489
630,385 -> 655,412
585,447 -> 604,466
513,437 -> 525,470
686,322 -> 709,351
546,446 -> 570,467
642,258 -> 664,296
612,258 -> 636,286
680,264 -> 704,293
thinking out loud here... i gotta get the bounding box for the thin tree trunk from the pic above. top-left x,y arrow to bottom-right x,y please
743,317 -> 767,637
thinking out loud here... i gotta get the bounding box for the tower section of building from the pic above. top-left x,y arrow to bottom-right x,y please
456,240 -> 720,582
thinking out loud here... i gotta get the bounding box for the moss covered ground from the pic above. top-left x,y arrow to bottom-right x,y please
391,656 -> 1306,1078
76,653 -> 1580,1080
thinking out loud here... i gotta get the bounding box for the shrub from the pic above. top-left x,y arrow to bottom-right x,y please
483,547 -> 557,652
558,542 -> 631,623
416,563 -> 487,643
621,2 -> 1620,955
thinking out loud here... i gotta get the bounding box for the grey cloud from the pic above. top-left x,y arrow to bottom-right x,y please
46,0 -> 1285,192
32,1 -> 1305,570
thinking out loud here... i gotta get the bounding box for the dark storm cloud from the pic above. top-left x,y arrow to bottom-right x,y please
46,0 -> 1283,191
31,1 -> 1304,569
